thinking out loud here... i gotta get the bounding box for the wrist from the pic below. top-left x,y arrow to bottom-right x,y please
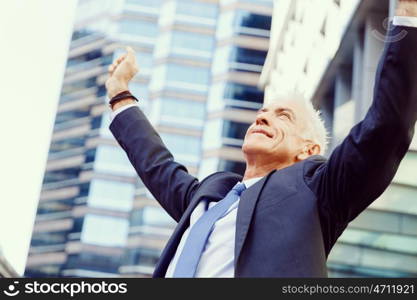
106,78 -> 129,99
111,98 -> 137,111
109,90 -> 139,111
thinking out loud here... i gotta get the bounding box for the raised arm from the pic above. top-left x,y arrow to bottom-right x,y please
305,3 -> 417,228
106,47 -> 199,222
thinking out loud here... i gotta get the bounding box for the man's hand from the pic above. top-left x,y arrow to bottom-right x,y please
105,46 -> 139,109
397,0 -> 417,17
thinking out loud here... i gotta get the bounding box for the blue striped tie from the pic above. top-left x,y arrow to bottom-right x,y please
173,183 -> 246,277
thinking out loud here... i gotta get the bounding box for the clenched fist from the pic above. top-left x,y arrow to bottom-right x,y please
105,46 -> 139,100
397,0 -> 417,17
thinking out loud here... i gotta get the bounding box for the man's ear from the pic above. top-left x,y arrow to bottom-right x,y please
296,143 -> 321,161
308,144 -> 321,156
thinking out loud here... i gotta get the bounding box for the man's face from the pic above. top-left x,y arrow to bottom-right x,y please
242,100 -> 310,164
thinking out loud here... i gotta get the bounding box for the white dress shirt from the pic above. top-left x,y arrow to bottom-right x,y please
165,177 -> 262,278
393,16 -> 417,27
109,15 -> 417,277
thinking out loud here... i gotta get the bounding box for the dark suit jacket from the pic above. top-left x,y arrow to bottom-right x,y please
110,25 -> 417,277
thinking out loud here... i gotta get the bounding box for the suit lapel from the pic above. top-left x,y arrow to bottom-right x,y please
152,194 -> 203,277
153,172 -> 242,277
234,172 -> 273,266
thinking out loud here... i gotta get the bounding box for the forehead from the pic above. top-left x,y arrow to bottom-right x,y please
263,100 -> 306,115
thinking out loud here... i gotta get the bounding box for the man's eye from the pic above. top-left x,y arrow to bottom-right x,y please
279,113 -> 290,120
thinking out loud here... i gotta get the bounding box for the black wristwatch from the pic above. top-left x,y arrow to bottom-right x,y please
109,90 -> 139,108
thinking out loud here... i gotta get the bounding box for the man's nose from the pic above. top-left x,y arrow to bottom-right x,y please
255,114 -> 269,126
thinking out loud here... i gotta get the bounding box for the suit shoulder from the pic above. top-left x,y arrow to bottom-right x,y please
199,171 -> 242,186
302,155 -> 327,178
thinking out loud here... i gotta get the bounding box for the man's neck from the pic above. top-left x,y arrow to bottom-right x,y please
243,157 -> 294,181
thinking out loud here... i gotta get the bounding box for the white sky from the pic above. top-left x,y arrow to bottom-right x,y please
0,0 -> 78,275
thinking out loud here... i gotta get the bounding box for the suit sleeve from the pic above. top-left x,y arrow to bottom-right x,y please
110,106 -> 199,222
305,25 -> 417,227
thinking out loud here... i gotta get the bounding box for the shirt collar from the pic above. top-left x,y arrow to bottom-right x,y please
242,177 -> 263,189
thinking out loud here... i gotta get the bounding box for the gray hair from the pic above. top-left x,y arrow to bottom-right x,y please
270,95 -> 329,155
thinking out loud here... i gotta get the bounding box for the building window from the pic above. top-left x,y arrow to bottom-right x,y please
219,160 -> 246,175
71,29 -> 93,41
239,0 -> 273,6
81,214 -> 129,247
66,252 -> 122,274
55,110 -> 90,125
232,47 -> 267,66
171,31 -> 214,52
203,120 -> 249,149
31,231 -> 68,247
198,158 -> 220,179
393,152 -> 417,187
36,198 -> 74,215
167,64 -> 209,85
235,11 -> 271,31
202,120 -> 222,150
124,248 -> 160,267
130,82 -> 149,100
218,10 -> 271,38
119,19 -> 158,37
67,49 -> 102,67
381,184 -> 417,204
61,77 -> 97,95
176,0 -> 218,19
25,265 -> 62,277
160,133 -> 201,165
223,120 -> 250,141
50,137 -> 86,153
43,168 -> 80,184
93,145 -> 137,177
224,83 -> 264,103
155,31 -> 214,60
126,0 -> 162,7
151,63 -> 209,92
213,46 -> 267,73
130,206 -> 175,227
87,179 -> 135,212
159,98 -> 205,129
208,83 -> 264,111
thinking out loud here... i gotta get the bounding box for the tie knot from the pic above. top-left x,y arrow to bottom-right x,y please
232,183 -> 246,196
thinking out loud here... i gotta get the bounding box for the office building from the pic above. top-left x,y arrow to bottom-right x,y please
260,0 -> 417,277
0,249 -> 18,278
199,0 -> 273,178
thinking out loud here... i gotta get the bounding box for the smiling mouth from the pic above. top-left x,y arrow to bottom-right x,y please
251,129 -> 273,138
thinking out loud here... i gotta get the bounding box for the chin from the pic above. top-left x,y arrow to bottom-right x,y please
242,142 -> 270,156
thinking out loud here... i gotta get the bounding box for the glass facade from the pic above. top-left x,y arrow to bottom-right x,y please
119,19 -> 158,37
155,30 -> 214,60
151,63 -> 210,93
81,214 -> 129,247
208,82 -> 264,112
160,133 -> 201,165
274,0 -> 417,277
217,10 -> 272,38
200,0 -> 271,177
131,206 -> 176,228
159,98 -> 206,130
203,119 -> 249,149
176,0 -> 218,19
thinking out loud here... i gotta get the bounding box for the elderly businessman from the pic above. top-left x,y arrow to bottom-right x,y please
105,1 -> 417,277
